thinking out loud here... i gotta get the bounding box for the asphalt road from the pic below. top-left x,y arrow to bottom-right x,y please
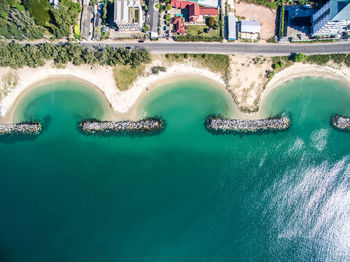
81,41 -> 350,56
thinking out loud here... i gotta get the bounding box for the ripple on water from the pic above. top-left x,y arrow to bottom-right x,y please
265,156 -> 350,261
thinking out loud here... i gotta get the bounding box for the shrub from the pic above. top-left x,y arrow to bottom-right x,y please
206,16 -> 215,28
152,66 -> 167,74
273,63 -> 280,69
73,24 -> 80,39
331,54 -> 347,64
345,55 -> 350,67
291,53 -> 307,62
306,55 -> 330,65
175,35 -> 223,42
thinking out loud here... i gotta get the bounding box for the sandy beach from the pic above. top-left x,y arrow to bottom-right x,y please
1,60 -> 350,123
0,61 -> 226,122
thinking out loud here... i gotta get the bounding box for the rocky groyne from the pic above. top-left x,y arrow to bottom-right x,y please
205,116 -> 291,134
331,115 -> 350,131
79,118 -> 165,136
0,122 -> 42,136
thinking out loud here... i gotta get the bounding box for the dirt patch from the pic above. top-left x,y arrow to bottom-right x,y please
228,55 -> 272,112
234,1 -> 276,41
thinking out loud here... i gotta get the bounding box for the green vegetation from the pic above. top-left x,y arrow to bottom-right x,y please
24,0 -> 50,26
1,71 -> 18,99
292,53 -> 307,62
165,53 -> 230,83
175,35 -> 222,42
102,0 -> 107,20
113,64 -> 145,91
244,0 -> 278,9
306,54 -> 330,65
206,16 -> 216,28
329,54 -> 346,64
48,0 -> 81,38
0,41 -> 152,69
0,0 -> 81,40
345,55 -> 350,67
152,66 -> 167,74
280,4 -> 285,38
142,25 -> 150,32
0,0 -> 44,40
186,24 -> 220,38
73,24 -> 80,39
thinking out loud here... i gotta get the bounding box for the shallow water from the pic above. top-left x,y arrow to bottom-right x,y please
0,77 -> 349,262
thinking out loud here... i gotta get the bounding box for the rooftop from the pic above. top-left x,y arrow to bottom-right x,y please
331,0 -> 350,21
240,20 -> 261,33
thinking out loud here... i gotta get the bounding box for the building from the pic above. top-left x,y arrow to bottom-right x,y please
312,0 -> 350,37
49,0 -> 59,8
227,15 -> 237,40
81,5 -> 94,40
114,0 -> 143,31
173,16 -> 186,34
240,20 -> 261,34
171,0 -> 218,22
190,0 -> 218,8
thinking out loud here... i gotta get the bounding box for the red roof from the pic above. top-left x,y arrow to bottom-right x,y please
199,6 -> 218,15
171,0 -> 191,9
172,0 -> 218,21
173,16 -> 186,34
188,3 -> 200,22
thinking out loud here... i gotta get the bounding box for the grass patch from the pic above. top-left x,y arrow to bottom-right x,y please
113,65 -> 145,91
242,0 -> 278,9
186,25 -> 220,38
1,71 -> 18,100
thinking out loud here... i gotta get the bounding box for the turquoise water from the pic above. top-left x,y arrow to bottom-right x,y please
0,77 -> 350,261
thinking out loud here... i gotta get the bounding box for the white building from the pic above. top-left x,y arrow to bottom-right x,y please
49,0 -> 59,8
240,20 -> 261,34
193,0 -> 219,8
114,0 -> 143,31
312,0 -> 350,37
227,16 -> 237,40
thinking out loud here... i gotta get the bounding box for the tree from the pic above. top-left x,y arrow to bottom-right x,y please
48,0 -> 81,38
143,25 -> 149,32
24,0 -> 50,26
165,13 -> 170,21
155,3 -> 160,9
206,16 -> 215,28
292,53 -> 307,62
103,1 -> 107,20
166,3 -> 171,10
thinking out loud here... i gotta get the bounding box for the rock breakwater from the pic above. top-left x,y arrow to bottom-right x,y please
0,122 -> 42,136
331,115 -> 350,131
205,116 -> 291,134
79,118 -> 165,135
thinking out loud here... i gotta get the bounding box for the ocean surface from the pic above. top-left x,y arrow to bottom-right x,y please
0,77 -> 349,262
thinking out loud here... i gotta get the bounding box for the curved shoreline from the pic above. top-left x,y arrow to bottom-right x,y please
1,62 -> 350,123
0,63 -> 229,123
258,63 -> 350,118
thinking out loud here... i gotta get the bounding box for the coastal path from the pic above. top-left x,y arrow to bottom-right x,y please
81,41 -> 350,56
